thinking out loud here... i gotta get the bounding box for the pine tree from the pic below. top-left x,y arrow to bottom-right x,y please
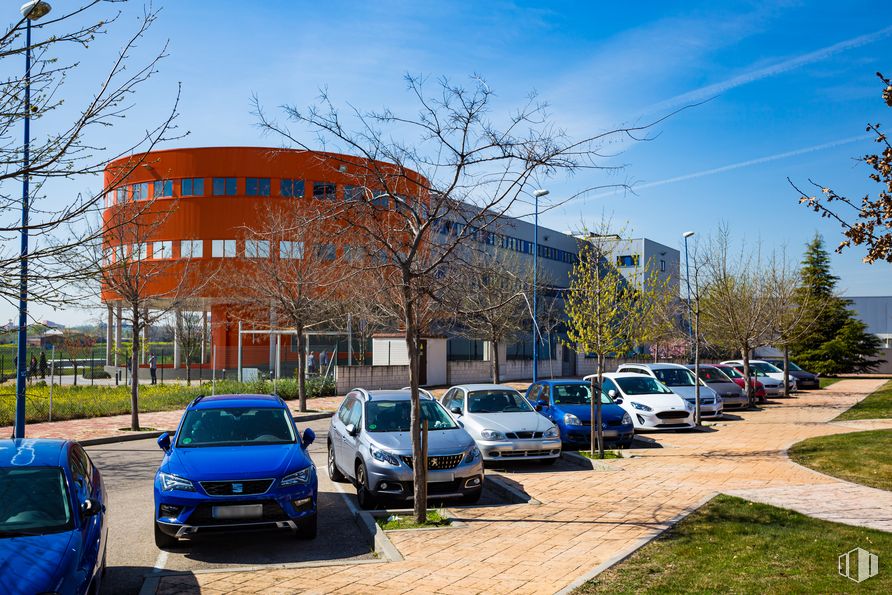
789,234 -> 883,375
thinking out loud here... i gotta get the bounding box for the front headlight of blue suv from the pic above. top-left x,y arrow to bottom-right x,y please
544,426 -> 559,438
621,413 -> 632,425
563,413 -> 582,426
281,466 -> 315,487
159,472 -> 195,492
631,402 -> 653,412
370,446 -> 400,466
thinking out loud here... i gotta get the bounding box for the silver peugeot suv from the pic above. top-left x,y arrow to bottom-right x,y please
327,389 -> 484,509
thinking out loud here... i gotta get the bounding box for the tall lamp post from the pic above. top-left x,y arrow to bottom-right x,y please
13,0 -> 52,439
531,189 -> 549,383
682,231 -> 695,359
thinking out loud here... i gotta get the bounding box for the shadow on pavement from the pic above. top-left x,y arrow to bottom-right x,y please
101,566 -> 158,595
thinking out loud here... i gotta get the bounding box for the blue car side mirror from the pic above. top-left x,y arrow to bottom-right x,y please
302,428 -> 316,449
157,432 -> 171,452
537,400 -> 548,408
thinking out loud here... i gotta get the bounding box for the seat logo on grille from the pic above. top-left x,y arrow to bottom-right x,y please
232,483 -> 243,494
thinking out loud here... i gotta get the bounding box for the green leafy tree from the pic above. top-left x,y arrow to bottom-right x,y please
789,234 -> 882,375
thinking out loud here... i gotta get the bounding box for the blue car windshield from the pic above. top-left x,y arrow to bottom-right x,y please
0,467 -> 73,536
365,400 -> 458,432
468,390 -> 533,413
176,407 -> 296,447
551,385 -> 612,405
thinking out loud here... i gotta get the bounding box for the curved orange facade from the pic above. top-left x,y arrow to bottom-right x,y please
101,146 -> 426,368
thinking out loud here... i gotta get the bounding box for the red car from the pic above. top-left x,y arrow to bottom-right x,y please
713,364 -> 766,403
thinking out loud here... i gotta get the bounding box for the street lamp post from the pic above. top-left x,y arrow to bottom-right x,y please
14,0 -> 52,439
682,230 -> 700,424
682,231 -> 695,358
531,189 -> 549,383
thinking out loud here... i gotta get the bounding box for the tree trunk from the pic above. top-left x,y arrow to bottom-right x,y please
296,324 -> 306,412
403,287 -> 426,525
693,307 -> 701,425
591,353 -> 605,459
782,345 -> 790,398
490,334 -> 500,384
130,306 -> 141,431
185,360 -> 192,386
741,346 -> 753,407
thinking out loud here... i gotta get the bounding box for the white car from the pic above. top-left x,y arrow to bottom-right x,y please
588,373 -> 695,431
441,384 -> 561,463
616,363 -> 723,418
721,360 -> 797,393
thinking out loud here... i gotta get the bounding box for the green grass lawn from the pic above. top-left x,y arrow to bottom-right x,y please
575,494 -> 891,594
577,449 -> 623,460
788,429 -> 892,492
376,509 -> 451,530
835,380 -> 892,421
819,377 -> 841,389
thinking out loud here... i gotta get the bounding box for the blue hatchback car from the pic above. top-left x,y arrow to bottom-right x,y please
526,380 -> 635,448
0,439 -> 107,595
154,394 -> 318,548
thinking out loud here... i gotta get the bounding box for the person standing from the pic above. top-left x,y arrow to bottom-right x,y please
320,349 -> 329,373
28,355 -> 37,384
307,351 -> 316,375
149,353 -> 157,385
39,351 -> 47,379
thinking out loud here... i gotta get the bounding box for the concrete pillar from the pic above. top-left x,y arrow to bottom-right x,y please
269,305 -> 277,375
141,307 -> 149,364
105,305 -> 113,365
173,308 -> 181,369
114,304 -> 123,367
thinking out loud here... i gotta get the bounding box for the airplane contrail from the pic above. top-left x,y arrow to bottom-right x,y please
578,134 -> 872,203
647,24 -> 892,115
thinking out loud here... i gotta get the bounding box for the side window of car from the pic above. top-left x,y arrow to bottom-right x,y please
602,378 -> 618,396
338,396 -> 356,424
442,388 -> 455,406
68,447 -> 90,496
347,399 -> 363,428
540,385 -> 550,404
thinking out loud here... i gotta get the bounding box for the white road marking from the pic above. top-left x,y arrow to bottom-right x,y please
152,549 -> 168,573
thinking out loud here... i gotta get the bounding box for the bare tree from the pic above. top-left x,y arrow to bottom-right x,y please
60,331 -> 96,386
166,305 -> 205,386
698,228 -> 776,405
792,72 -> 892,264
225,203 -> 352,411
255,74 -> 671,523
449,248 -> 529,383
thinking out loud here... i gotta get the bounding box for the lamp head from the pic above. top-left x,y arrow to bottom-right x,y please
682,231 -> 695,238
533,189 -> 550,198
21,1 -> 51,20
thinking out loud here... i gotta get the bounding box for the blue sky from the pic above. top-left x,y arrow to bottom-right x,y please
11,0 -> 892,325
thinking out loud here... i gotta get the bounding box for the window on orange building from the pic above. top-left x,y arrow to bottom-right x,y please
312,181 -> 336,200
246,177 -> 271,196
181,240 -> 203,258
130,243 -> 147,260
212,239 -> 237,258
153,180 -> 173,198
151,241 -> 172,259
132,182 -> 149,201
212,177 -> 237,196
344,185 -> 365,202
245,239 -> 270,258
181,178 -> 205,196
280,179 -> 305,198
280,241 -> 304,259
115,187 -> 128,203
314,243 -> 336,260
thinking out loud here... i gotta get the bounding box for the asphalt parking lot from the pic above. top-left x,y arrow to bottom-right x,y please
87,416 -> 375,595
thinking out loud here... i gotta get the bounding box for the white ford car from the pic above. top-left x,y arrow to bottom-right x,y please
589,373 -> 695,431
722,360 -> 797,393
441,384 -> 561,463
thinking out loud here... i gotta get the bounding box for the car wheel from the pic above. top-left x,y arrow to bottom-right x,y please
154,520 -> 177,550
295,513 -> 317,539
355,462 -> 377,510
328,442 -> 346,482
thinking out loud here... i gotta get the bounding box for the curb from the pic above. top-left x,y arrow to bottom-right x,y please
486,474 -> 540,505
554,493 -> 716,595
79,412 -> 332,447
332,482 -> 403,562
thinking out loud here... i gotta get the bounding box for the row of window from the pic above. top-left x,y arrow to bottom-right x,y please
105,177 -> 399,207
105,239 -> 313,262
436,220 -> 577,265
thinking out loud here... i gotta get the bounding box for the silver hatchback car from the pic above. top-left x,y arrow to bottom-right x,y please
327,389 -> 484,509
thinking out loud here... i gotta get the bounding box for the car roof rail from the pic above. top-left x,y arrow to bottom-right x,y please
351,387 -> 371,400
190,394 -> 205,407
400,386 -> 434,399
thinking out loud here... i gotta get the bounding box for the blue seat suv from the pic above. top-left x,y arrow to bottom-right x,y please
526,380 -> 634,448
154,394 -> 317,548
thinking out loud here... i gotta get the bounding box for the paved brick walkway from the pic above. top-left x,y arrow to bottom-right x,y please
138,378 -> 890,595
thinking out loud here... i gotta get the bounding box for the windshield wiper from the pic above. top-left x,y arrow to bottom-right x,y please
0,529 -> 48,537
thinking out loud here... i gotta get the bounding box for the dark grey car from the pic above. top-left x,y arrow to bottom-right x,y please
762,359 -> 820,389
327,389 -> 484,509
686,364 -> 748,409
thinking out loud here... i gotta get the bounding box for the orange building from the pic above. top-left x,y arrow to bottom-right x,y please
100,146 -> 420,373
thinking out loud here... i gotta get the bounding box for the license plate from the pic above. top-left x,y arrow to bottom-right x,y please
212,504 -> 263,520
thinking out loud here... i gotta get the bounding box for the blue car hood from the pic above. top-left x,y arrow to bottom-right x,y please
0,531 -> 76,594
168,444 -> 309,480
557,403 -> 627,423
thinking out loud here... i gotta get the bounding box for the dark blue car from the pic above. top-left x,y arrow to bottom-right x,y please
526,380 -> 635,448
154,394 -> 318,549
0,439 -> 107,595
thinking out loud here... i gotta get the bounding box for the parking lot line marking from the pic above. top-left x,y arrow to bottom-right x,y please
152,549 -> 168,573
